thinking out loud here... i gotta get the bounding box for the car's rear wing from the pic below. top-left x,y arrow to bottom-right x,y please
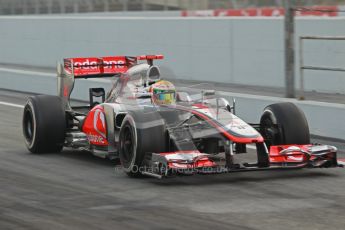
57,54 -> 164,110
63,55 -> 163,78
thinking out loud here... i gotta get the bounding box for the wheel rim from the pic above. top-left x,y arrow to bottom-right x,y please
120,125 -> 134,166
23,109 -> 34,143
261,117 -> 279,146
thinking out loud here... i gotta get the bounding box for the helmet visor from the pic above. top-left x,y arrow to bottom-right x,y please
153,89 -> 176,105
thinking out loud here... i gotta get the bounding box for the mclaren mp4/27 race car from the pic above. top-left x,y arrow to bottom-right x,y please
22,55 -> 341,178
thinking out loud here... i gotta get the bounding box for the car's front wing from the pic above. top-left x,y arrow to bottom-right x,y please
141,144 -> 341,179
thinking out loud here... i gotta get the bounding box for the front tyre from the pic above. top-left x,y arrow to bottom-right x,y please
22,95 -> 66,153
119,110 -> 166,177
260,102 -> 310,148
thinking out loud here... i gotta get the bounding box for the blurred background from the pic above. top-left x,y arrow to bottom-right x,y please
0,0 -> 344,138
0,0 -> 345,15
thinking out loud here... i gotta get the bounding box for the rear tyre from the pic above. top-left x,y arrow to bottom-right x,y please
260,102 -> 310,148
22,95 -> 66,153
119,110 -> 166,177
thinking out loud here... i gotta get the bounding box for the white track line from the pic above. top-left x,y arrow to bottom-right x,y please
177,86 -> 345,109
0,67 -> 55,78
0,101 -> 24,108
218,91 -> 345,109
0,67 -> 111,83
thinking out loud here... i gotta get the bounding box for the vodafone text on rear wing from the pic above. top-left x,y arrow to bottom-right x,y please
63,55 -> 163,78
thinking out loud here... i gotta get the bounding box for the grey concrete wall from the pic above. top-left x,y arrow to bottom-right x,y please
0,16 -> 345,94
296,18 -> 345,94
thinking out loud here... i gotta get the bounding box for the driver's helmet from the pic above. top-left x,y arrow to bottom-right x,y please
150,80 -> 176,105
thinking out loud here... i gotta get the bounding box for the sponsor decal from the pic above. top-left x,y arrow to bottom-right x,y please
64,56 -> 129,76
87,133 -> 105,144
286,155 -> 304,161
93,108 -> 106,139
74,59 -> 125,69
82,106 -> 108,146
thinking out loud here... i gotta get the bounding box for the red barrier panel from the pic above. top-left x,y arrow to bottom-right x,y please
182,6 -> 339,17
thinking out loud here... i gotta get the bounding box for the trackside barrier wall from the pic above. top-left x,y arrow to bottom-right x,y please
0,16 -> 344,139
0,16 -> 345,93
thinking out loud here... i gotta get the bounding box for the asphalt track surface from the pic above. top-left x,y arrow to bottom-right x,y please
1,89 -> 345,230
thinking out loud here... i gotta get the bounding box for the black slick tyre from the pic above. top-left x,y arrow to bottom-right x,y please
22,95 -> 66,153
119,110 -> 166,177
260,102 -> 310,148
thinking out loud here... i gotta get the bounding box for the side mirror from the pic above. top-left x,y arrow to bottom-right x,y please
217,97 -> 236,114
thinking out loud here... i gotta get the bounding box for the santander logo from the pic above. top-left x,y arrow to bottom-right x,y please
93,108 -> 106,139
82,105 -> 109,145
